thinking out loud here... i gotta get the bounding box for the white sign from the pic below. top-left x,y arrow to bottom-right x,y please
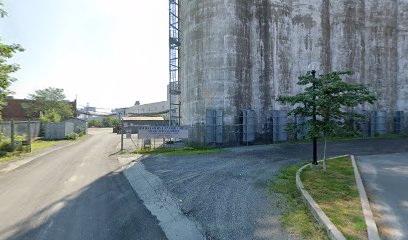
138,126 -> 189,139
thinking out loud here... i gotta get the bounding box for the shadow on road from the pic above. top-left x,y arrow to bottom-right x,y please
1,170 -> 167,240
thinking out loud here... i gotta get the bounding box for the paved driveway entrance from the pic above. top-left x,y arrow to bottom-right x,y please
358,152 -> 408,240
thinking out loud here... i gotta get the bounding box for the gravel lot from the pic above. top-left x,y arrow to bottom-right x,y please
141,137 -> 408,240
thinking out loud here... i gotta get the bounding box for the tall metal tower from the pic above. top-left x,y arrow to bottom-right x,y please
169,0 -> 181,126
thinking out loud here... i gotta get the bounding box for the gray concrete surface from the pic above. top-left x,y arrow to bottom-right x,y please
0,128 -> 167,240
358,152 -> 408,240
140,137 -> 408,240
122,156 -> 205,240
180,0 -> 408,139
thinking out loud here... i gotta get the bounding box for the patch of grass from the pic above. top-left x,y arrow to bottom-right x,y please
134,147 -> 225,156
270,165 -> 328,240
0,140 -> 60,163
31,140 -> 58,151
0,135 -> 88,163
302,156 -> 367,240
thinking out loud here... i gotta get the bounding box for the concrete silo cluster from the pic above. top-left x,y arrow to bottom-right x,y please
179,0 -> 408,144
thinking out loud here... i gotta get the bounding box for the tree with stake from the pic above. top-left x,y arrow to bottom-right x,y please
278,71 -> 376,173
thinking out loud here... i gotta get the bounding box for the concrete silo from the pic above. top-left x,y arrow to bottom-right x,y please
180,0 -> 408,144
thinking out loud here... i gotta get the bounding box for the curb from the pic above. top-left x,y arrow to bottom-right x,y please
296,155 -> 381,240
121,156 -> 205,240
296,162 -> 346,240
351,155 -> 381,240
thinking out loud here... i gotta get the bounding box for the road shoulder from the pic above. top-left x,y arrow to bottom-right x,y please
119,155 -> 205,240
0,140 -> 82,174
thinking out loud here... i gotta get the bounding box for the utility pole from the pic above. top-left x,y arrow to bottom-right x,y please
120,117 -> 124,151
311,70 -> 318,165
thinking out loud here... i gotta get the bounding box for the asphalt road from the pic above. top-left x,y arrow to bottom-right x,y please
141,137 -> 408,240
0,128 -> 167,240
358,152 -> 408,240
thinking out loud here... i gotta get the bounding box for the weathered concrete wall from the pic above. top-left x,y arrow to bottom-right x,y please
180,0 -> 408,140
398,1 -> 408,112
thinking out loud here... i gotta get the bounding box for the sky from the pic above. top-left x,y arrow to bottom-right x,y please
0,0 -> 169,111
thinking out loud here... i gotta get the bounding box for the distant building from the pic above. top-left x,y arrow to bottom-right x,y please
113,101 -> 168,117
1,98 -> 77,121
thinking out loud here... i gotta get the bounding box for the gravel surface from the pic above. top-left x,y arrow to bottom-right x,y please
142,137 -> 408,240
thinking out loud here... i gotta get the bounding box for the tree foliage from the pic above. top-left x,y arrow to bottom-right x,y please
278,71 -> 376,139
26,87 -> 74,122
88,117 -> 120,128
278,71 -> 376,172
0,2 -> 24,117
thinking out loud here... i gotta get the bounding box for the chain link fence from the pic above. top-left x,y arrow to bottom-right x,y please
0,121 -> 41,153
120,131 -> 167,153
188,110 -> 407,146
0,121 -> 41,139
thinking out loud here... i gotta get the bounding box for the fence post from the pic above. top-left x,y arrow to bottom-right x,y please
27,120 -> 32,152
120,118 -> 124,151
10,119 -> 15,152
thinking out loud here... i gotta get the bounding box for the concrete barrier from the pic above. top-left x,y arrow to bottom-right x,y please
296,155 -> 381,240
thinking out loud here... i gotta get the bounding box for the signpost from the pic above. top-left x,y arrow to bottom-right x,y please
138,126 -> 189,139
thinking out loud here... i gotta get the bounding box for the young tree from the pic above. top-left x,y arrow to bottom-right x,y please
0,2 -> 24,118
26,87 -> 74,122
278,71 -> 376,173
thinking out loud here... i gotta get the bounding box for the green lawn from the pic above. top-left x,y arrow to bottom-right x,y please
31,140 -> 58,151
0,136 -> 87,163
134,147 -> 225,156
301,156 -> 367,240
270,165 -> 328,240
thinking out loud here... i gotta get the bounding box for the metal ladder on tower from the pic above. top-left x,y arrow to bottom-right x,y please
169,0 -> 181,126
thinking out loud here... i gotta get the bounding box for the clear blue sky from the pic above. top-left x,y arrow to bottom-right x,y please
0,0 -> 168,110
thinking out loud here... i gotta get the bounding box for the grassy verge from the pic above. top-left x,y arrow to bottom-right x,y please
31,140 -> 58,152
0,136 -> 88,163
0,140 -> 57,163
301,156 -> 367,240
270,165 -> 328,240
134,147 -> 225,156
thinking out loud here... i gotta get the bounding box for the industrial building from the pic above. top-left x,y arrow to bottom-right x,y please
173,0 -> 408,144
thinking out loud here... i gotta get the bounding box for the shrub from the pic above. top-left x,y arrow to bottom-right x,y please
66,133 -> 79,140
75,126 -> 85,137
0,139 -> 11,152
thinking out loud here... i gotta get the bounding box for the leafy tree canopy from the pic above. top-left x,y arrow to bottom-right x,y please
88,117 -> 120,128
278,71 -> 377,139
0,2 -> 24,117
27,87 -> 74,122
278,71 -> 376,173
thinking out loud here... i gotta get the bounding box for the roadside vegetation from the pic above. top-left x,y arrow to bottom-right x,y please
25,87 -> 75,123
271,156 -> 367,240
302,156 -> 367,240
270,164 -> 328,240
0,139 -> 56,163
134,146 -> 225,156
88,117 -> 120,128
0,135 -> 87,163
